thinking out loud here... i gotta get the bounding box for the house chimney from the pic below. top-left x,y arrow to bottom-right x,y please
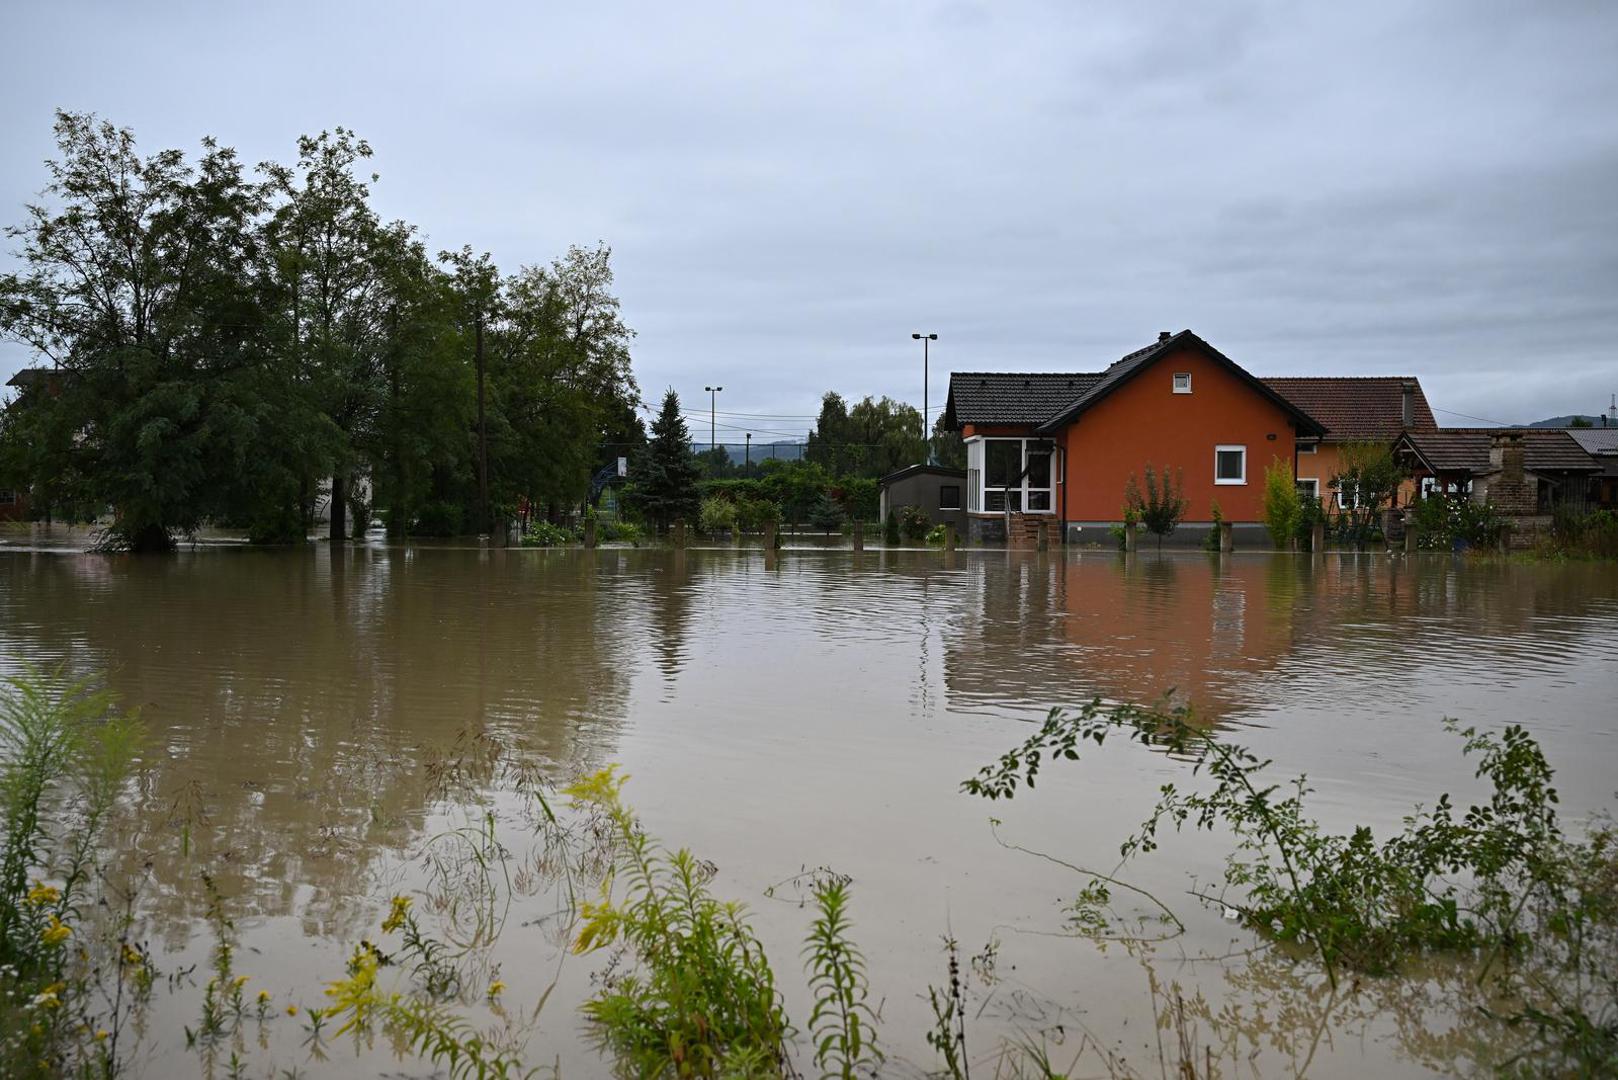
1400,380 -> 1416,429
1490,432 -> 1525,484
1158,330 -> 1172,342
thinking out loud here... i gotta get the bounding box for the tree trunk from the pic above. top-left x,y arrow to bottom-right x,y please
475,312 -> 489,536
330,472 -> 347,543
130,522 -> 174,554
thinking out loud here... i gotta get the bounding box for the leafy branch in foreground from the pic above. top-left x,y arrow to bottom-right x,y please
963,698 -> 1618,1073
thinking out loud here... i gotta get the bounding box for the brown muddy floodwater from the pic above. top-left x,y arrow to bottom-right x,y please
2,526 -> 1616,1078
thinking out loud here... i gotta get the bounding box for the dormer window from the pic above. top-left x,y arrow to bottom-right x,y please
1172,372 -> 1192,394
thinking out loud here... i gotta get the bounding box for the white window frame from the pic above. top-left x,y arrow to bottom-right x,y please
1172,372 -> 1192,394
1335,482 -> 1362,510
970,437 -> 1056,514
1295,478 -> 1319,500
1297,440 -> 1317,454
1214,445 -> 1247,486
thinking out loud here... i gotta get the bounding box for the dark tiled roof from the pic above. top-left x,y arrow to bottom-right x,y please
1261,377 -> 1436,441
1036,330 -> 1327,436
877,463 -> 966,486
1398,429 -> 1600,474
1566,428 -> 1618,455
946,372 -> 1101,426
5,368 -> 58,390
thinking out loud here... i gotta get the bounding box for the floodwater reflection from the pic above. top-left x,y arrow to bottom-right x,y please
1,536 -> 1615,1076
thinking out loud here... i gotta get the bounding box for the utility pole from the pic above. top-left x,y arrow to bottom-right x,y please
704,385 -> 723,455
745,432 -> 752,475
912,332 -> 938,463
476,309 -> 489,535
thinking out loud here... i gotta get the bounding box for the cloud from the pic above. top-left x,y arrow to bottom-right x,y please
2,0 -> 1615,427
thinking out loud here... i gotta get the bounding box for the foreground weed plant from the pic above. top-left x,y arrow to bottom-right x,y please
964,698 -> 1618,1074
0,667 -> 147,1078
566,766 -> 794,1078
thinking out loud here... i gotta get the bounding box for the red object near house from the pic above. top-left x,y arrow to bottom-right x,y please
0,487 -> 26,523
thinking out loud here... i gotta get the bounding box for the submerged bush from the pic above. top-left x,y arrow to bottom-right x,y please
521,519 -> 578,547
964,699 -> 1618,1072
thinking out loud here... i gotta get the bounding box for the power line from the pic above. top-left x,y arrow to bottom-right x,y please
1432,406 -> 1515,427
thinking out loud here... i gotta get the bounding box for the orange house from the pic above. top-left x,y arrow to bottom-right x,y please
943,330 -> 1330,545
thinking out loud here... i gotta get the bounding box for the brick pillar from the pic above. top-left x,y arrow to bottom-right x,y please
852,519 -> 864,552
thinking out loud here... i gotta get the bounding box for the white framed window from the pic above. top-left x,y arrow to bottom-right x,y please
1172,372 -> 1192,394
1335,482 -> 1361,510
1297,441 -> 1316,454
1419,477 -> 1471,497
1295,478 -> 1319,500
974,437 -> 1056,513
1214,445 -> 1247,485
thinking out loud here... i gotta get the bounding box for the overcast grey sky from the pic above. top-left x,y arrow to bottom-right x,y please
3,1 -> 1616,435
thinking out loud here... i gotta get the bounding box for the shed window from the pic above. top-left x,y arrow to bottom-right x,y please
0,490 -> 15,506
938,484 -> 961,511
1173,372 -> 1192,394
1215,445 -> 1247,485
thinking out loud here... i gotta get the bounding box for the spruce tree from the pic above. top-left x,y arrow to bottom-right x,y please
627,390 -> 701,532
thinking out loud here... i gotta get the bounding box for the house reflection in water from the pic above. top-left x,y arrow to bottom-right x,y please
942,553 -> 1307,721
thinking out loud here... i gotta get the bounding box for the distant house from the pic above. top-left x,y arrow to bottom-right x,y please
942,330 -> 1327,544
877,464 -> 967,535
1393,428 -> 1604,514
1566,428 -> 1618,509
1259,376 -> 1436,510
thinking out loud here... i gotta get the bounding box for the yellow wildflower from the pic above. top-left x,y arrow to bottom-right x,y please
41,915 -> 71,946
121,943 -> 144,969
94,1030 -> 109,1042
232,974 -> 250,991
26,881 -> 61,906
257,990 -> 271,1004
487,980 -> 505,998
381,895 -> 412,934
286,1004 -> 299,1017
324,946 -> 381,1037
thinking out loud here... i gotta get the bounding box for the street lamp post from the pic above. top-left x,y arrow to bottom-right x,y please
703,385 -> 724,456
912,333 -> 938,463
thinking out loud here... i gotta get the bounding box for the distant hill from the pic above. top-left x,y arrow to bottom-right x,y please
1528,415 -> 1605,428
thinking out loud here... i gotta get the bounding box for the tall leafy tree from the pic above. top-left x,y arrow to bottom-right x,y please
846,396 -> 925,478
806,392 -> 853,475
0,112 -> 297,550
259,129 -> 413,541
626,390 -> 700,531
